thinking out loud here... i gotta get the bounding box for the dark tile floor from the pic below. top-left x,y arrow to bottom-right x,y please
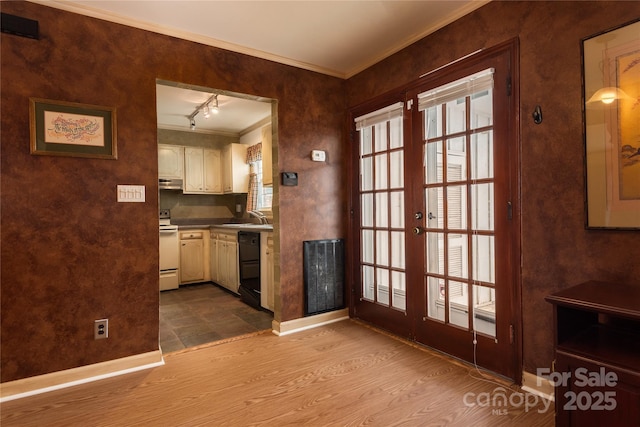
159,283 -> 273,354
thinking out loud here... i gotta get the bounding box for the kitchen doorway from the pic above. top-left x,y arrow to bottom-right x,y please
156,81 -> 279,353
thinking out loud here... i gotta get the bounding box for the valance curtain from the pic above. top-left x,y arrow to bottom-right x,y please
246,142 -> 262,212
417,68 -> 494,110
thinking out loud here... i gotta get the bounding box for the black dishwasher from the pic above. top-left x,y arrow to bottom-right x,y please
238,232 -> 261,309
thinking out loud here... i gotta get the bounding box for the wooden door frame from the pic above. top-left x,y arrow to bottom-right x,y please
346,38 -> 522,384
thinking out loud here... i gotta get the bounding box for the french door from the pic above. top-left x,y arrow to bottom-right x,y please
350,43 -> 520,380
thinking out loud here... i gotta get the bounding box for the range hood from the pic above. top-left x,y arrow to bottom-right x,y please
159,178 -> 183,190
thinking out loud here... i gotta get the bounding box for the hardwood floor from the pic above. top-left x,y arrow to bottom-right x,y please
1,320 -> 554,426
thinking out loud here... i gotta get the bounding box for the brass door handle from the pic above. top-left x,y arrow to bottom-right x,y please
413,226 -> 425,235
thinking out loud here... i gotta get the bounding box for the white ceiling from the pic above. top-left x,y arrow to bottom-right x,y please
39,0 -> 488,133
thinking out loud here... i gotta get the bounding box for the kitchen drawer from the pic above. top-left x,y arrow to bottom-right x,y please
180,231 -> 204,240
217,232 -> 238,242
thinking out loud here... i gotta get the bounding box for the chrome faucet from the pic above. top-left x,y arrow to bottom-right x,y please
248,210 -> 269,224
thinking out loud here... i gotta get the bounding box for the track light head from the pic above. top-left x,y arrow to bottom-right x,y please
190,118 -> 196,130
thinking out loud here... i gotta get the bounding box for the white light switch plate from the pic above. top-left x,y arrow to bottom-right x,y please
117,185 -> 145,202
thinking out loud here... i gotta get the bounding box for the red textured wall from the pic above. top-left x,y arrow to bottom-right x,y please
0,1 -> 346,382
346,1 -> 640,374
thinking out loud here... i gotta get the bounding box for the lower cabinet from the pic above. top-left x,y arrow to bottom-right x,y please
211,230 -> 239,294
180,232 -> 204,284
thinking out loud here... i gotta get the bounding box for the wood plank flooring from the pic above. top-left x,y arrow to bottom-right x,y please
1,320 -> 554,426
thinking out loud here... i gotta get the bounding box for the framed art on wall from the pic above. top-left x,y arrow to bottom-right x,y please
29,98 -> 117,159
583,19 -> 640,229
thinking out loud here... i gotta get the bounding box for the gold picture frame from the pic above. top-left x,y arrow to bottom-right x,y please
30,98 -> 117,159
583,19 -> 640,229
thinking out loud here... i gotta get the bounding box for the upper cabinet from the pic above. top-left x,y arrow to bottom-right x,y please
158,144 -> 184,180
261,124 -> 273,186
222,143 -> 249,194
184,147 -> 223,194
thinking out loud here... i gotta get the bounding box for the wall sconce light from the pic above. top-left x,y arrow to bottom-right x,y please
587,87 -> 632,105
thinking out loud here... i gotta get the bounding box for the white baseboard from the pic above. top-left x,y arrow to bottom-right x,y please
272,308 -> 349,336
0,350 -> 164,402
521,370 -> 555,401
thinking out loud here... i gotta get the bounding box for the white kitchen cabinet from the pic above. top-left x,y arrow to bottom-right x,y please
180,230 -> 205,284
222,143 -> 249,194
260,232 -> 275,311
213,231 -> 239,294
158,144 -> 184,180
261,124 -> 273,186
184,147 -> 222,194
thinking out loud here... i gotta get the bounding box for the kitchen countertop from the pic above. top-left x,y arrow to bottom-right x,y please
175,223 -> 273,232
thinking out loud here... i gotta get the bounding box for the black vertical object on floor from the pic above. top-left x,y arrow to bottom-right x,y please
303,239 -> 345,315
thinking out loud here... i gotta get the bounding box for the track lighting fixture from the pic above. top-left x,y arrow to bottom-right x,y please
187,94 -> 220,130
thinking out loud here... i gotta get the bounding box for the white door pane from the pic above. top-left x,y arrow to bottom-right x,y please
426,232 -> 444,274
391,231 -> 405,269
471,131 -> 493,179
424,141 -> 442,184
448,234 -> 468,279
361,157 -> 373,191
375,154 -> 388,189
446,98 -> 466,134
374,122 -> 387,152
472,235 -> 494,284
470,88 -> 493,129
376,231 -> 389,266
392,271 -> 406,310
427,276 -> 445,321
362,230 -> 374,263
447,185 -> 467,229
376,268 -> 389,304
425,187 -> 444,229
390,151 -> 404,188
424,106 -> 443,139
375,192 -> 388,227
390,117 -> 403,148
390,191 -> 404,229
361,126 -> 373,155
363,265 -> 374,301
471,183 -> 494,231
448,280 -> 468,329
473,284 -> 496,337
361,194 -> 373,227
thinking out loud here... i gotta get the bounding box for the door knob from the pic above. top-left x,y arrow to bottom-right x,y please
415,212 -> 423,220
413,226 -> 425,235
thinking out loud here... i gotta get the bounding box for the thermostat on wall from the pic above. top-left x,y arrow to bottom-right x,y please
311,150 -> 326,162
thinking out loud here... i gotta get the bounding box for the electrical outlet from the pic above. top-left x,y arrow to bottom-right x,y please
94,319 -> 108,340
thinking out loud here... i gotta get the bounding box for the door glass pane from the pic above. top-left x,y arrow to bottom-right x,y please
363,265 -> 374,301
374,122 -> 387,152
360,126 -> 372,155
424,141 -> 442,184
427,276 -> 445,321
375,154 -> 388,189
446,98 -> 466,134
375,193 -> 388,227
447,138 -> 466,182
391,271 -> 406,310
473,284 -> 496,337
376,231 -> 388,266
390,191 -> 404,228
472,234 -> 494,284
470,88 -> 493,129
447,185 -> 467,229
448,234 -> 468,279
362,230 -> 374,263
361,194 -> 373,227
425,187 -> 444,229
390,117 -> 403,148
390,151 -> 404,188
426,232 -> 444,274
448,280 -> 468,329
361,157 -> 373,191
376,268 -> 389,304
391,231 -> 405,269
471,183 -> 494,231
424,106 -> 442,139
471,131 -> 493,179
